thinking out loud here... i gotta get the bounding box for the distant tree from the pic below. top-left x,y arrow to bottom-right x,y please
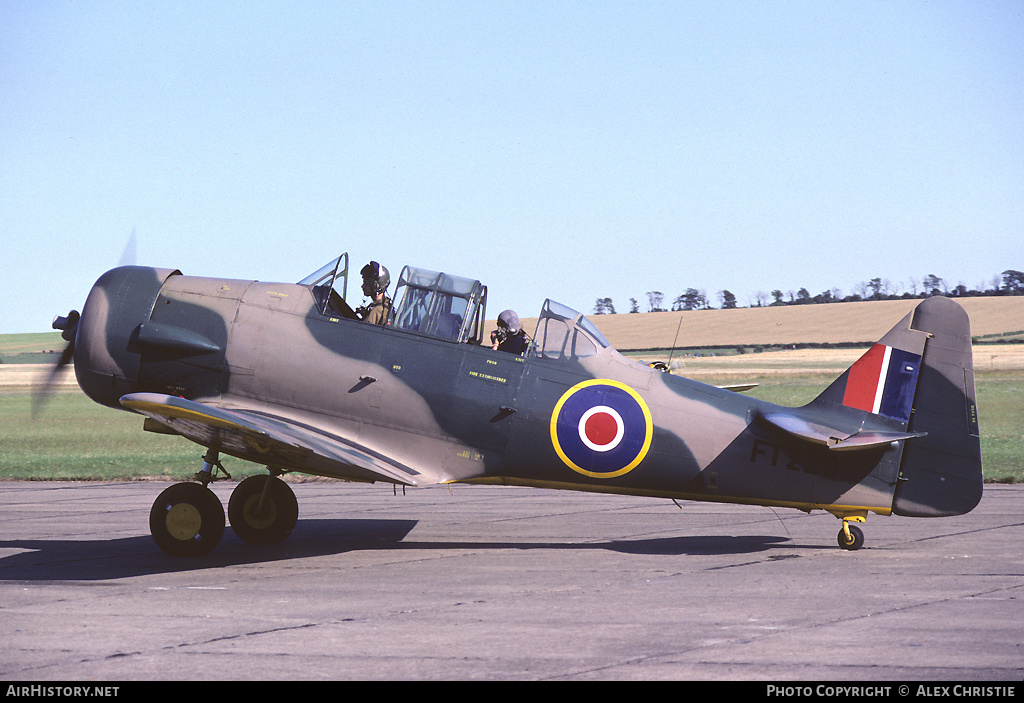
796,288 -> 812,304
629,297 -> 639,313
593,297 -> 616,315
646,291 -> 665,312
1001,270 -> 1024,293
673,288 -> 707,311
770,290 -> 784,306
719,290 -> 738,309
752,291 -> 769,307
923,274 -> 946,296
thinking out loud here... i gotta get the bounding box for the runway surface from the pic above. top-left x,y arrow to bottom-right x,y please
1,480 -> 1021,681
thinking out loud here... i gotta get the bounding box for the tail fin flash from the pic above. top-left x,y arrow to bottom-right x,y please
810,302 -> 929,423
841,343 -> 922,424
809,297 -> 982,516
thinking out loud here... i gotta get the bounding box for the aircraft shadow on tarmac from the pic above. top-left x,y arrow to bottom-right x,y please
0,518 -> 799,581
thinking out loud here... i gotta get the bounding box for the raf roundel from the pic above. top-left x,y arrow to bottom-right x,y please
550,379 -> 653,478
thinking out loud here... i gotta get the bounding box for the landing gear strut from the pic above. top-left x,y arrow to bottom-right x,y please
830,510 -> 867,551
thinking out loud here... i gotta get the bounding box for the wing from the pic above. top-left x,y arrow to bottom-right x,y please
120,392 -> 438,486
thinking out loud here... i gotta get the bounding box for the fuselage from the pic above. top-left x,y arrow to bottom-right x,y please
73,266 -> 906,518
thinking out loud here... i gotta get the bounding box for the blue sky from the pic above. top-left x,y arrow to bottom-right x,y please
2,1 -> 1021,333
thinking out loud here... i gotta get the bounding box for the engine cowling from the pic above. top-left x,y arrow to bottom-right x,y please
74,266 -> 181,409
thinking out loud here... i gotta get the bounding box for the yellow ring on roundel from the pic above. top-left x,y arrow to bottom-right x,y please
549,378 -> 653,479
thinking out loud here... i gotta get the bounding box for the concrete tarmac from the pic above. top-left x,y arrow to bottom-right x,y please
1,480 -> 1021,682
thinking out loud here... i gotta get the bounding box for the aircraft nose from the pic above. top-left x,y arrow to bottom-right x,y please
74,265 -> 181,409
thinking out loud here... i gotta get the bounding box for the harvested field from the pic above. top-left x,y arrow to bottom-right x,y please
541,296 -> 1024,350
0,364 -> 76,392
661,343 -> 1024,378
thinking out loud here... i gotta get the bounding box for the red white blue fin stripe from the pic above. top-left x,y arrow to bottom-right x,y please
842,344 -> 922,423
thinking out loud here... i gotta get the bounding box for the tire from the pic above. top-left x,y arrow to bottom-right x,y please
228,475 -> 298,545
838,524 -> 865,551
150,482 -> 225,557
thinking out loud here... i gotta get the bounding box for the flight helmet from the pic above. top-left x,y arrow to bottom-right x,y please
360,261 -> 390,297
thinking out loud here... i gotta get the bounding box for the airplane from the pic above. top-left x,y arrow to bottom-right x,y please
40,253 -> 983,557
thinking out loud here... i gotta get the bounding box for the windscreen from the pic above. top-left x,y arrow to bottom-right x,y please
532,300 -> 610,360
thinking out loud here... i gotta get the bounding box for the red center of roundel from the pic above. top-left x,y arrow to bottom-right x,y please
584,412 -> 618,446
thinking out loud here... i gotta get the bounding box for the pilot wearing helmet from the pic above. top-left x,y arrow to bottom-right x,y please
358,261 -> 392,326
490,309 -> 529,355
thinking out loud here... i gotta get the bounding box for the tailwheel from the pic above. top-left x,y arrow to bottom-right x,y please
150,482 -> 225,557
228,475 -> 298,545
837,523 -> 865,551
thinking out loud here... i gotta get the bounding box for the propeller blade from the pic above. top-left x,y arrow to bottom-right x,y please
31,310 -> 80,418
118,227 -> 137,266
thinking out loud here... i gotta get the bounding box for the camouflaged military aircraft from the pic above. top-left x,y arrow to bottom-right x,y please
42,253 -> 983,556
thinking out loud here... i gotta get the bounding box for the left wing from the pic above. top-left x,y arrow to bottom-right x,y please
120,392 -> 439,486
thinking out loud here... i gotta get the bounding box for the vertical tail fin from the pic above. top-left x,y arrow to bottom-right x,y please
808,297 -> 982,516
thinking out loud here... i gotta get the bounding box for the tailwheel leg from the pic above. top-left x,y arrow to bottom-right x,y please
228,472 -> 298,545
837,520 -> 865,551
829,509 -> 867,551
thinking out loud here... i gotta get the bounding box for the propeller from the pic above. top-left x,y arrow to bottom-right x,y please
33,228 -> 136,418
31,311 -> 81,418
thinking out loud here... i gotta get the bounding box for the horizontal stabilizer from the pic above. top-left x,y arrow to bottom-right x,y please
717,383 -> 759,393
762,411 -> 926,452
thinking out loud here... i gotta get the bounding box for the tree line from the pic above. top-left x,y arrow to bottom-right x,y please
594,270 -> 1024,315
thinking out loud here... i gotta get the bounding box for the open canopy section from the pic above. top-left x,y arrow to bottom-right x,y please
531,299 -> 612,360
390,266 -> 488,344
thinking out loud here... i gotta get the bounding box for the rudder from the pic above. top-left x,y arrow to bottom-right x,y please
892,297 -> 983,517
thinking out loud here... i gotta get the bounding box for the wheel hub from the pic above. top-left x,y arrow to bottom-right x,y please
243,496 -> 278,530
165,503 -> 202,541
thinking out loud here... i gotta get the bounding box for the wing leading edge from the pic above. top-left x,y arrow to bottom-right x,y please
120,392 -> 436,486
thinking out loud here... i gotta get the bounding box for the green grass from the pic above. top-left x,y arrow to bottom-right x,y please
0,332 -> 67,364
2,372 -> 1021,483
972,374 -> 1024,483
0,392 -> 266,481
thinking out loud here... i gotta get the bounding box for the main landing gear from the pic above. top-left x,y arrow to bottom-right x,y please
149,450 -> 298,557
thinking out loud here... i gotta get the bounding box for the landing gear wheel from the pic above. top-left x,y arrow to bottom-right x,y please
838,524 -> 865,551
150,482 -> 225,557
228,475 -> 298,545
